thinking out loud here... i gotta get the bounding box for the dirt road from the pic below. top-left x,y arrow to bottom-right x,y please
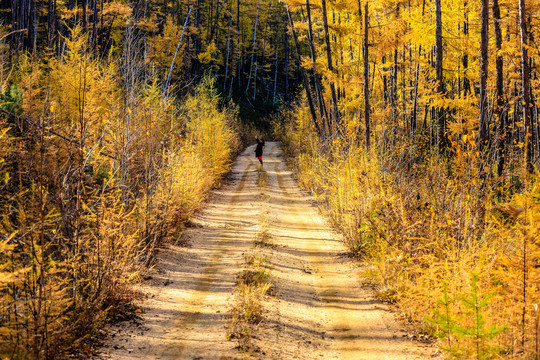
100,142 -> 435,360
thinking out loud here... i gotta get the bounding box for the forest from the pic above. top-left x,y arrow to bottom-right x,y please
0,0 -> 539,359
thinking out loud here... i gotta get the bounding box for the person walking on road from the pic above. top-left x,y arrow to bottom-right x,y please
255,137 -> 265,165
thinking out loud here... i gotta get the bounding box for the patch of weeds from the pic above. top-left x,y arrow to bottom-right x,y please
376,288 -> 399,304
257,169 -> 268,189
244,251 -> 268,266
227,253 -> 272,352
237,282 -> 271,323
255,228 -> 272,246
237,268 -> 270,288
360,265 -> 380,287
255,208 -> 272,246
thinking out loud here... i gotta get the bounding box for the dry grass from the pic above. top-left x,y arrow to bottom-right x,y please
227,257 -> 272,352
257,168 -> 269,188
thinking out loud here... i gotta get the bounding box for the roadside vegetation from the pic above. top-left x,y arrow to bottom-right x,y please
0,29 -> 239,358
275,72 -> 540,360
271,0 -> 540,357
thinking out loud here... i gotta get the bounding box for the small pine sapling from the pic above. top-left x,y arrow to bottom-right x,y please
455,274 -> 506,360
427,275 -> 506,359
426,282 -> 457,353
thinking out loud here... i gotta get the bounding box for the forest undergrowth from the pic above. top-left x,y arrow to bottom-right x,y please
0,28 -> 241,359
275,102 -> 540,359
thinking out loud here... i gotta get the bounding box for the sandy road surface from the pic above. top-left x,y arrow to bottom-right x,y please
100,142 -> 435,360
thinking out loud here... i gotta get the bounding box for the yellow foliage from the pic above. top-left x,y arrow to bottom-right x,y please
0,28 -> 239,358
198,42 -> 219,64
276,97 -> 540,358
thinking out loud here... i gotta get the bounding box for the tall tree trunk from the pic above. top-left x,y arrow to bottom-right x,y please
519,0 -> 534,172
92,0 -> 98,48
273,9 -> 281,103
99,0 -> 104,50
321,0 -> 340,131
29,0 -> 37,52
192,0 -> 201,75
164,6 -> 192,94
479,0 -> 489,154
48,0 -> 56,48
253,62 -> 258,100
412,56 -> 420,134
284,18 -> 289,102
382,55 -> 388,104
245,0 -> 260,93
237,0 -> 242,92
273,37 -> 279,103
492,0 -> 506,176
224,16 -> 233,90
391,49 -> 398,127
306,0 -> 327,134
257,4 -> 271,100
462,1 -> 471,97
82,0 -> 87,32
211,0 -> 222,45
435,0 -> 447,153
364,2 -> 370,150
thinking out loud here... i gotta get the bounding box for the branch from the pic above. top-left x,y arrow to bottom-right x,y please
0,29 -> 28,42
0,107 -> 117,160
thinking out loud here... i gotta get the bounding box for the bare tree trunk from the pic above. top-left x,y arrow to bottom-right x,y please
321,0 -> 340,130
99,0 -> 104,50
164,6 -> 192,94
253,62 -> 258,100
32,0 -> 37,51
364,2 -> 370,150
273,10 -> 280,103
382,55 -> 388,104
462,1 -> 471,97
245,0 -> 260,93
257,4 -> 272,101
48,0 -> 56,47
224,15 -> 233,90
82,0 -> 87,32
435,0 -> 447,153
391,49 -> 398,127
412,58 -> 420,134
478,0 -> 489,154
492,0 -> 506,176
411,44 -> 423,136
284,18 -> 289,102
92,0 -> 98,48
519,0 -> 534,172
210,0 -> 222,44
273,40 -> 278,103
192,0 -> 201,75
27,0 -> 35,52
236,0 -> 242,92
306,0 -> 327,134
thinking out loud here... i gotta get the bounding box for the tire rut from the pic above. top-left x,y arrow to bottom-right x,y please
160,162 -> 254,359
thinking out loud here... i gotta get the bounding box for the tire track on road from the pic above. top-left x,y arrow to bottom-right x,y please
160,161 -> 255,359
